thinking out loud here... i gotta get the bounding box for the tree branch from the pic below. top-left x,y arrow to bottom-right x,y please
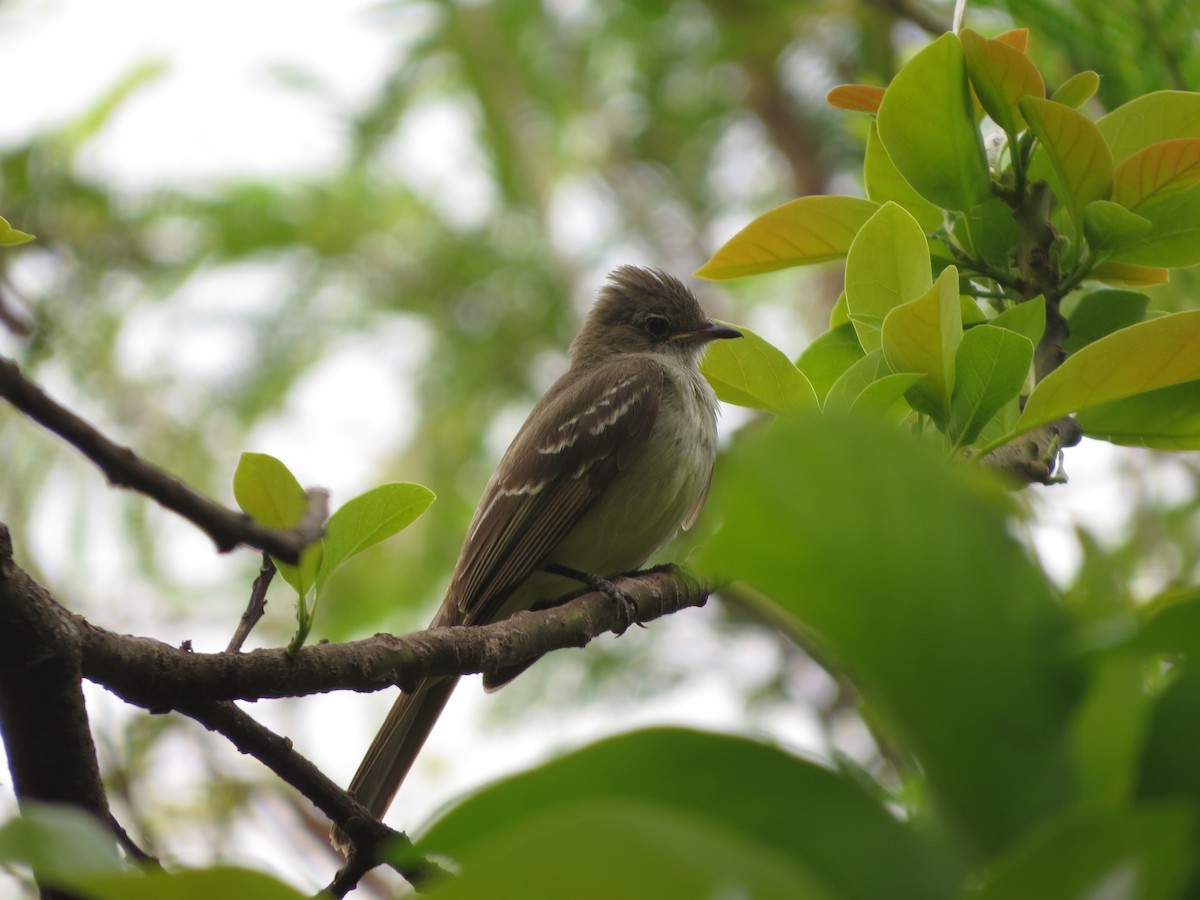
79,569 -> 712,706
0,357 -> 327,563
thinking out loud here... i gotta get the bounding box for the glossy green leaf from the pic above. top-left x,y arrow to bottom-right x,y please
1063,289 -> 1148,354
696,196 -> 879,279
419,728 -> 955,900
0,215 -> 34,246
876,34 -> 991,212
1017,310 -> 1200,434
990,297 -> 1045,346
822,348 -> 892,413
315,483 -> 435,594
232,452 -> 320,597
864,124 -> 943,233
967,805 -> 1193,900
1021,96 -> 1113,231
1081,200 -> 1152,255
845,202 -> 931,352
950,325 -> 1033,446
880,265 -> 962,423
699,413 -> 1079,853
1075,380 -> 1200,449
1097,90 -> 1200,165
961,29 -> 1044,137
1050,71 -> 1100,109
700,322 -> 817,417
796,323 -> 865,403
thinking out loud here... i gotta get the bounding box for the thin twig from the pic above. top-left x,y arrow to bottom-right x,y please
226,554 -> 276,653
0,356 -> 327,563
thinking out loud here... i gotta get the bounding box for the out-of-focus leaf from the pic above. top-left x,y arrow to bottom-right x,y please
1021,96 -> 1113,231
315,483 -> 435,594
961,29 -> 1044,136
696,196 -> 879,279
993,29 -> 1029,52
845,202 -> 931,352
827,84 -> 884,113
699,413 -> 1080,853
876,34 -> 991,212
864,124 -> 943,233
0,215 -> 34,246
700,322 -> 817,417
949,324 -> 1033,446
880,265 -> 962,423
795,323 -> 865,404
418,728 -> 956,900
1097,90 -> 1200,165
1016,311 -> 1200,434
78,867 -> 308,900
1089,261 -> 1170,286
0,804 -> 122,887
1063,289 -> 1149,354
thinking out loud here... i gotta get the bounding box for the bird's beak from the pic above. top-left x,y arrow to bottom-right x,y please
669,320 -> 743,345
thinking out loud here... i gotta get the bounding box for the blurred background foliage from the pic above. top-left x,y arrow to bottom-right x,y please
2,0 -> 1200,894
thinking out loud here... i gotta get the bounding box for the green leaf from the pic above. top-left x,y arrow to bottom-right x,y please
78,867 -> 309,900
960,29 -> 1044,137
1089,261 -> 1170,287
1075,380 -> 1200,450
1081,200 -> 1152,256
1105,139 -> 1200,267
1017,310 -> 1200,435
863,123 -> 943,233
419,728 -> 956,900
0,215 -> 35,246
0,804 -> 123,887
1021,96 -> 1113,232
850,372 -> 923,424
822,348 -> 892,413
1063,289 -> 1148,354
830,290 -> 850,328
967,805 -> 1193,900
698,413 -> 1079,853
950,325 -> 1033,446
990,297 -> 1045,346
1050,71 -> 1100,109
1139,667 -> 1200,816
1111,139 -> 1200,210
880,265 -> 962,424
700,322 -> 817,417
315,483 -> 435,595
876,33 -> 991,212
844,202 -> 932,352
232,452 -> 320,597
795,323 -> 865,403
1097,90 -> 1200,165
1111,184 -> 1200,267
696,196 -> 879,279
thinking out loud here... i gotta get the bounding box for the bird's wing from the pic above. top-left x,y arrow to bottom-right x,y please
449,356 -> 663,627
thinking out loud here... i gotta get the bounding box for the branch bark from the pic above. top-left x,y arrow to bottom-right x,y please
0,357 -> 327,563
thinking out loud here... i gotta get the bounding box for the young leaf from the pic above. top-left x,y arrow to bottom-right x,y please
232,452 -> 320,598
880,265 -> 962,424
1089,261 -> 1169,287
1063,289 -> 1149,354
1082,200 -> 1152,255
1074,380 -> 1200,450
844,202 -> 931,352
796,323 -> 865,403
1021,96 -> 1113,231
1050,71 -> 1100,109
949,325 -> 1034,446
876,34 -> 991,213
990,297 -> 1046,346
1097,90 -> 1200,165
961,29 -> 1044,137
993,28 -> 1030,52
696,196 -> 879,279
1111,139 -> 1200,210
701,323 -> 817,417
1017,310 -> 1200,434
0,215 -> 34,246
826,84 -> 885,113
315,483 -> 435,595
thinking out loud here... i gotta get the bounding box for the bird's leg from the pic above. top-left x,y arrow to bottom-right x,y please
544,563 -> 640,634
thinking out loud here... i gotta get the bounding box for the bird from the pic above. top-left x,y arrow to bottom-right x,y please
335,266 -> 740,850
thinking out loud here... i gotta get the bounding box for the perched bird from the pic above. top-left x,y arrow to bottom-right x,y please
336,266 -> 740,848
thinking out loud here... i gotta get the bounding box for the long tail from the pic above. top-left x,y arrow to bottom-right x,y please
332,676 -> 460,851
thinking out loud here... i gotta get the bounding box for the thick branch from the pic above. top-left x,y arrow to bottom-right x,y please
0,526 -> 111,829
0,357 -> 327,563
81,569 -> 711,706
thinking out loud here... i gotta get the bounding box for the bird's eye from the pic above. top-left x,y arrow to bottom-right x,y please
641,314 -> 671,340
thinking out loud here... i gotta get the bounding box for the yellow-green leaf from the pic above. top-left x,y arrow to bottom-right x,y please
1089,261 -> 1169,287
844,202 -> 931,352
696,196 -> 879,279
700,322 -> 817,417
1097,90 -> 1200,165
1051,71 -> 1100,110
1021,96 -> 1113,231
864,124 -> 943,233
1112,139 -> 1200,209
961,29 -> 1045,136
880,265 -> 962,423
232,451 -> 320,597
1017,310 -> 1200,433
0,215 -> 34,247
1076,380 -> 1200,450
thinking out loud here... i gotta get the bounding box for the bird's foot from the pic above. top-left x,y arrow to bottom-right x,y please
546,564 -> 640,635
